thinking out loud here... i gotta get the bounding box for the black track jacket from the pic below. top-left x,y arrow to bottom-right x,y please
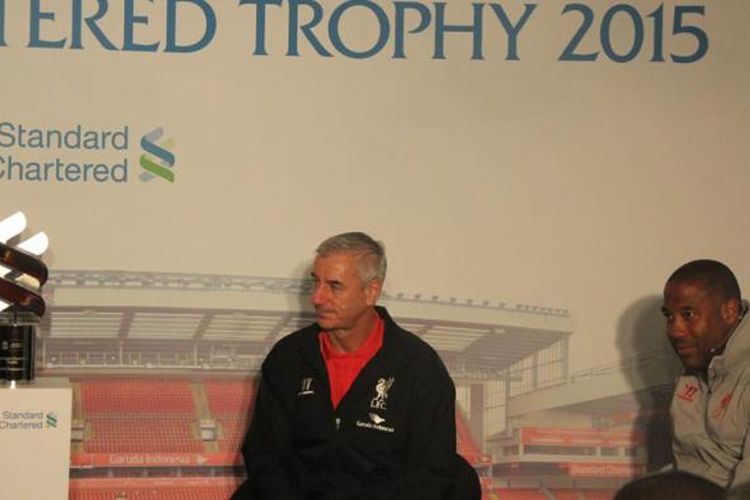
239,306 -> 457,499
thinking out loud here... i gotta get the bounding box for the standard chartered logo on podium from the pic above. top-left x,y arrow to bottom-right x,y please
45,411 -> 58,429
0,410 -> 58,430
0,121 -> 176,184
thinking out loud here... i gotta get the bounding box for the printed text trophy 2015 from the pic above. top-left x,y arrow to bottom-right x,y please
0,212 -> 49,382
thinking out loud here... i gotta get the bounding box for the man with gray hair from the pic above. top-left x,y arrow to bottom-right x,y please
235,232 -> 477,499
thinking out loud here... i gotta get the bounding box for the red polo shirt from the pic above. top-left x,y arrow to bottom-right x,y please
319,315 -> 384,409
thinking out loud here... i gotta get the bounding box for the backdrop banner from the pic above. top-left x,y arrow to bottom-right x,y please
2,0 -> 747,497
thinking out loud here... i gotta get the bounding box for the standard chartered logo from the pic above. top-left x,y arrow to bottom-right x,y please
45,412 -> 58,429
0,121 -> 177,185
0,410 -> 57,430
139,127 -> 176,183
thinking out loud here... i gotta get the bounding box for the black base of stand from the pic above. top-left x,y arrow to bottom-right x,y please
0,324 -> 36,381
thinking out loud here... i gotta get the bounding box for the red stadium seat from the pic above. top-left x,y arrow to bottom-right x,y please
203,379 -> 255,416
81,379 -> 195,415
85,417 -> 203,453
69,486 -> 233,500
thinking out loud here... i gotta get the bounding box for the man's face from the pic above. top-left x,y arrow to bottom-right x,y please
662,280 -> 738,371
310,251 -> 380,334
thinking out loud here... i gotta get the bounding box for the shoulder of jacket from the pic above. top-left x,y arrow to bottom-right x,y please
389,326 -> 451,380
265,323 -> 318,362
394,326 -> 440,357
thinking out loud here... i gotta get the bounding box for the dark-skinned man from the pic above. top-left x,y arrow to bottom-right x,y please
662,259 -> 749,488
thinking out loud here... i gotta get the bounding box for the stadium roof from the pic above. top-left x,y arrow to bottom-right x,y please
39,270 -> 573,376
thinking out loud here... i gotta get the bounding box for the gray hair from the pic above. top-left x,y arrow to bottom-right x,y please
316,232 -> 387,284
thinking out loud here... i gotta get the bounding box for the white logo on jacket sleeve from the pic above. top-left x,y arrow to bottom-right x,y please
677,383 -> 698,402
370,377 -> 394,410
297,377 -> 315,396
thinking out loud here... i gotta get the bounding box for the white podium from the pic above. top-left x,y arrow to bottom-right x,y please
0,377 -> 72,499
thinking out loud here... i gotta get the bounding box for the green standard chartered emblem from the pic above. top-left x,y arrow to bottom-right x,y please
45,412 -> 58,429
139,127 -> 176,183
0,123 -> 178,184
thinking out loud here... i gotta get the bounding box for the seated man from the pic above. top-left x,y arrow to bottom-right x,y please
234,232 -> 478,499
662,259 -> 750,488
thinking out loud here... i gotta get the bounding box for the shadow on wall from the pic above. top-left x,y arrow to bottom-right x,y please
616,295 -> 681,472
292,258 -> 315,315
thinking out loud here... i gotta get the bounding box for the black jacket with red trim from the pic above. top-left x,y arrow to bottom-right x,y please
238,306 -> 457,499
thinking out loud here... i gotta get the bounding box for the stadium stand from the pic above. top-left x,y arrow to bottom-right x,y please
46,270 -> 576,500
491,488 -> 618,499
80,378 -> 204,454
68,477 -> 239,500
81,379 -> 196,414
204,379 -> 255,415
493,489 -> 549,499
582,490 -> 618,500
71,487 -> 230,500
85,417 -> 203,453
552,490 -> 585,500
214,417 -> 247,453
71,376 -> 497,497
204,379 -> 255,453
457,407 -> 488,466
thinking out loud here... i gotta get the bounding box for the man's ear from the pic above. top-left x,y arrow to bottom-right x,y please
721,298 -> 742,324
365,278 -> 382,306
